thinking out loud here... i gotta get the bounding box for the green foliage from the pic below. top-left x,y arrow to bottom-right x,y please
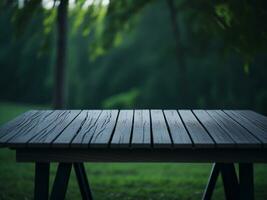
102,88 -> 139,109
96,0 -> 267,71
201,1 -> 267,70
12,0 -> 42,36
215,3 -> 232,27
8,0 -> 267,70
43,9 -> 56,35
0,0 -> 267,114
100,0 -> 152,49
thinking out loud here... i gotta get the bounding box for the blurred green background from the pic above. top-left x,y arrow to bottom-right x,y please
0,0 -> 267,199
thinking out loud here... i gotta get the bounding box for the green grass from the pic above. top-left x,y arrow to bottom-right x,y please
0,102 -> 267,200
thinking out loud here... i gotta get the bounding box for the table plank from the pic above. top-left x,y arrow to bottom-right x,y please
1,111 -> 53,147
131,110 -> 151,148
151,110 -> 172,148
25,110 -> 81,147
70,110 -> 102,148
206,110 -> 261,148
89,110 -> 119,148
53,110 -> 101,148
238,110 -> 267,132
163,110 -> 192,148
0,110 -> 39,142
224,110 -> 267,146
179,110 -> 215,148
193,110 -> 235,148
110,110 -> 134,148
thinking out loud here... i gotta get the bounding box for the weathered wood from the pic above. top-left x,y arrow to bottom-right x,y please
0,111 -> 38,141
71,110 -> 119,148
179,110 -> 215,148
193,110 -> 235,148
224,110 -> 267,146
89,110 -> 119,148
151,110 -> 172,148
1,111 -> 53,147
26,110 -> 81,147
110,110 -> 134,148
163,110 -> 192,148
1,109 -> 266,150
238,110 -> 267,132
70,110 -> 102,148
54,110 -> 101,148
206,110 -> 261,148
131,110 -> 151,148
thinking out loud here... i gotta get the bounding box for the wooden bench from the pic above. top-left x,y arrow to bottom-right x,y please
0,109 -> 267,200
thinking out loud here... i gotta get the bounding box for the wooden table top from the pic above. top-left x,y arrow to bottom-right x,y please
0,109 -> 267,149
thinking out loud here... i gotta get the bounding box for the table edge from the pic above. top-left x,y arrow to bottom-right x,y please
15,148 -> 267,163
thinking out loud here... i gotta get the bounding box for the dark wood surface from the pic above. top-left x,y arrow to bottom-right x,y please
131,110 -> 151,148
16,148 -> 267,163
1,110 -> 267,150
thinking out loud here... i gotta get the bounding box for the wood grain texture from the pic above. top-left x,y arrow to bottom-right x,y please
110,110 -> 134,148
53,110 -> 101,148
206,110 -> 261,148
70,110 -> 103,148
1,111 -> 53,147
131,110 -> 151,148
193,110 -> 235,148
238,110 -> 267,132
163,110 -> 192,148
0,110 -> 39,143
1,109 -> 267,150
151,110 -> 172,148
224,110 -> 267,146
26,110 -> 81,147
88,110 -> 119,148
179,110 -> 215,148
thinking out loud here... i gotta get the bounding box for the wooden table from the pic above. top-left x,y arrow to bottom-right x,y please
0,109 -> 267,200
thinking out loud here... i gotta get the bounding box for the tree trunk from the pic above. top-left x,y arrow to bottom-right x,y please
166,0 -> 188,107
54,0 -> 68,109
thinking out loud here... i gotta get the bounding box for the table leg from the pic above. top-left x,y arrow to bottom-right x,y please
202,163 -> 220,200
239,163 -> 254,200
50,163 -> 72,200
34,162 -> 50,200
202,163 -> 239,200
74,163 -> 94,200
220,163 -> 239,200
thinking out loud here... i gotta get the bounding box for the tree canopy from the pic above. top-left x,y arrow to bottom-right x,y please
10,0 -> 267,66
0,0 -> 267,112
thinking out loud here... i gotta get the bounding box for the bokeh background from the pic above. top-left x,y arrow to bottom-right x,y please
0,0 -> 267,199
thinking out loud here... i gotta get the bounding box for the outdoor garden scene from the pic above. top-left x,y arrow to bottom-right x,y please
0,0 -> 267,199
